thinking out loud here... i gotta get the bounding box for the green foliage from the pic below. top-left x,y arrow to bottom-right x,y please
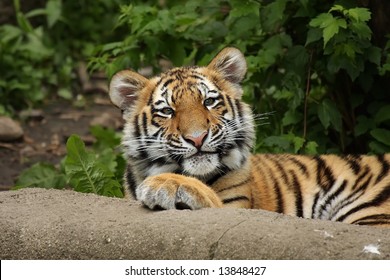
14,162 -> 66,190
91,0 -> 390,154
13,127 -> 125,198
0,0 -> 126,115
64,135 -> 123,197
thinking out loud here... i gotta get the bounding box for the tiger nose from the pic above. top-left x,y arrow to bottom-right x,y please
184,131 -> 208,149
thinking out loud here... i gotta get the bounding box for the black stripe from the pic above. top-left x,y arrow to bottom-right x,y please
353,220 -> 390,226
162,78 -> 174,88
287,156 -> 309,177
154,100 -> 165,106
257,158 -> 284,213
206,164 -> 232,185
125,165 -> 137,198
318,179 -> 348,219
150,157 -> 168,166
222,196 -> 249,204
210,130 -> 224,144
289,170 -> 304,217
351,214 -> 390,225
147,90 -> 154,105
214,101 -> 225,111
190,74 -> 205,81
351,167 -> 370,190
265,154 -> 290,186
142,112 -> 148,135
342,155 -> 362,175
151,118 -> 161,128
133,114 -> 141,138
152,128 -> 163,138
328,174 -> 372,220
235,99 -> 243,119
375,154 -> 389,184
225,95 -> 236,119
210,76 -> 222,91
274,181 -> 284,213
221,109 -> 229,117
216,179 -> 251,193
311,191 -> 321,218
313,156 -> 336,190
336,185 -> 390,222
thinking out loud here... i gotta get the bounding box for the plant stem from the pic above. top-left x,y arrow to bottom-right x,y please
303,50 -> 314,141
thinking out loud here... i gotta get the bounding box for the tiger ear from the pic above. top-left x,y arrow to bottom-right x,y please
109,70 -> 149,110
207,47 -> 247,84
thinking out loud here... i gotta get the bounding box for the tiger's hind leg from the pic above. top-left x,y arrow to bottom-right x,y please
136,173 -> 223,210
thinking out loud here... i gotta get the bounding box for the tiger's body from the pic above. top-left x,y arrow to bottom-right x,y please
109,47 -> 390,227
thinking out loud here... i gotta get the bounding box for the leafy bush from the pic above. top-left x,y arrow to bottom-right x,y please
14,127 -> 125,198
91,0 -> 390,154
0,0 -> 126,115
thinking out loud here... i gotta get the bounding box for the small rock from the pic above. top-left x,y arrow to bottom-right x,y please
0,116 -> 24,142
19,109 -> 44,121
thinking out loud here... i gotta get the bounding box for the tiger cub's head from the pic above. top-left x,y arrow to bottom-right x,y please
109,47 -> 255,182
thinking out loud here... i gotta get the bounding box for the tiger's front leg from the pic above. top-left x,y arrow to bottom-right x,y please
136,173 -> 223,210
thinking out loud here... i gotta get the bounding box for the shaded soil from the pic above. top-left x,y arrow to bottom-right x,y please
0,94 -> 122,191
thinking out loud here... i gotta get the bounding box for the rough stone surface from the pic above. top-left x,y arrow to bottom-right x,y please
0,188 -> 389,260
0,116 -> 23,142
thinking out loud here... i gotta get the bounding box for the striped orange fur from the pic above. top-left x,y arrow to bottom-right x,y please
109,47 -> 390,227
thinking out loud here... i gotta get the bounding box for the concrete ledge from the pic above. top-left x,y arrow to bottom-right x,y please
0,188 -> 389,259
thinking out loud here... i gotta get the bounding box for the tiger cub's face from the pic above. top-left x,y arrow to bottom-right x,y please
109,48 -> 255,182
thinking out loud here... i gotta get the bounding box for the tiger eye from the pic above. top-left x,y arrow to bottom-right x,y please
161,107 -> 174,115
204,97 -> 216,107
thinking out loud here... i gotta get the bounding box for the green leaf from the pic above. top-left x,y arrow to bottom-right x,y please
229,0 -> 260,18
350,22 -> 372,40
263,136 -> 291,151
329,5 -> 345,13
97,148 -> 118,174
309,13 -> 333,28
90,126 -> 121,150
291,136 -> 305,153
366,46 -> 381,66
46,0 -> 62,28
369,141 -> 389,154
374,105 -> 390,124
13,162 -> 66,190
0,25 -> 23,43
317,99 -> 342,131
310,13 -> 346,47
261,0 -> 289,32
64,135 -> 123,197
355,115 -> 374,137
282,110 -> 302,126
16,12 -> 33,32
305,28 -> 322,46
322,18 -> 346,47
370,129 -> 390,146
304,141 -> 318,155
348,8 -> 371,22
57,88 -> 72,100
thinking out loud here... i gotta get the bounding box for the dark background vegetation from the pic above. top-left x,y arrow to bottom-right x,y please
1,0 -> 389,195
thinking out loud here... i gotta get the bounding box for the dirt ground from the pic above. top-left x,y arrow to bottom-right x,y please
0,93 -> 123,191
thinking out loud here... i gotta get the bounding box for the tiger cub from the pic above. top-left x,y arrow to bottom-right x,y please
109,47 -> 390,227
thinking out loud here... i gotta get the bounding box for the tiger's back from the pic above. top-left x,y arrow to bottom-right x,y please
249,154 -> 390,226
109,47 -> 390,227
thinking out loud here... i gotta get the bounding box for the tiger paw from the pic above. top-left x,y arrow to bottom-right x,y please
135,173 -> 223,210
